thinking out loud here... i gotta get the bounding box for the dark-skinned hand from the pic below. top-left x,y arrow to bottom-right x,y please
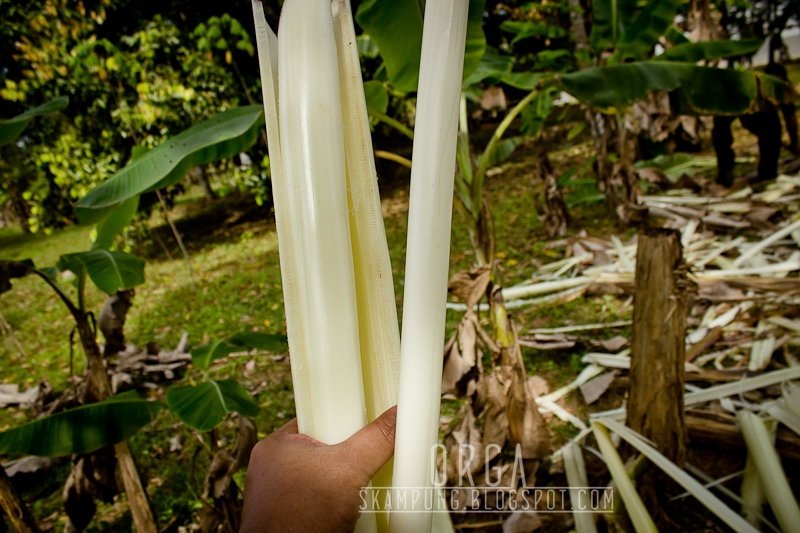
239,406 -> 397,533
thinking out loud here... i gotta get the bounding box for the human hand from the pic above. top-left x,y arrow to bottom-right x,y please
239,406 -> 397,533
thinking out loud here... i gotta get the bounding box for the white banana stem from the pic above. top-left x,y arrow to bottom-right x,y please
390,1 -> 470,531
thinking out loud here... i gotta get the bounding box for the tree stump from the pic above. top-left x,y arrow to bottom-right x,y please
627,228 -> 694,519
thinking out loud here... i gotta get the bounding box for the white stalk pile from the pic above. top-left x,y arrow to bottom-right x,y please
253,0 -> 466,532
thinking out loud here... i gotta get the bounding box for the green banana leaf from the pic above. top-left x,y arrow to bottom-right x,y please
74,105 -> 264,224
521,88 -> 558,137
0,392 -> 162,457
463,0 -> 487,84
355,0 -> 486,92
557,62 -> 792,115
0,96 -> 69,146
664,25 -> 689,45
191,340 -> 241,370
58,250 -> 145,295
191,332 -> 288,370
501,72 -> 544,91
462,49 -> 513,88
92,196 -> 140,251
166,380 -> 260,432
657,39 -> 763,62
499,21 -> 566,44
357,35 -> 380,59
229,331 -> 288,353
364,80 -> 389,114
614,0 -> 680,61
590,0 -> 637,50
483,136 -> 523,168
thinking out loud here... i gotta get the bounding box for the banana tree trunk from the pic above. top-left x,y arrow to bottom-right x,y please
471,200 -> 494,268
7,183 -> 31,234
73,312 -> 158,533
488,287 -> 550,460
98,290 -> 133,357
191,166 -> 216,201
0,467 -> 39,533
688,0 -> 725,43
535,152 -> 568,237
568,0 -> 589,55
601,117 -> 647,224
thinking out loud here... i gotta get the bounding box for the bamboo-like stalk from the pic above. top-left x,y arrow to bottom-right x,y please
275,0 -> 370,449
737,411 -> 800,532
390,1 -> 469,531
684,366 -> 800,406
740,443 -> 768,526
733,217 -> 800,267
251,0 -> 312,432
590,422 -> 657,533
598,418 -> 760,533
331,0 -> 400,430
332,2 -> 402,530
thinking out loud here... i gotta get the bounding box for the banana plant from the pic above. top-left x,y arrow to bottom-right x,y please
0,96 -> 69,146
0,327 -> 284,533
355,0 -> 486,93
73,105 -> 265,225
0,391 -> 163,457
0,248 -> 157,532
37,101 -> 273,533
0,389 -> 162,533
554,0 -> 780,223
168,332 -> 286,432
165,331 -> 286,533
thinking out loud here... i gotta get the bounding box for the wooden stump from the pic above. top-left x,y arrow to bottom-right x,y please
627,228 -> 693,518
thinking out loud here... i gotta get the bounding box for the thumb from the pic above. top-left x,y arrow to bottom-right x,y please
339,406 -> 397,479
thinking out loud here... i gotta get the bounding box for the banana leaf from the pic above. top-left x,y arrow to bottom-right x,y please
0,96 -> 69,146
229,331 -> 288,352
357,34 -> 380,59
499,20 -> 566,44
57,250 -> 145,295
166,380 -> 260,432
92,196 -> 140,251
355,0 -> 486,92
364,80 -> 389,114
462,49 -> 514,88
0,392 -> 162,457
483,136 -> 523,168
557,62 -> 792,115
191,332 -> 288,370
191,341 -> 241,370
590,0 -> 637,50
614,0 -> 680,61
657,39 -> 763,63
501,72 -> 544,91
664,25 -> 689,45
74,105 -> 264,224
